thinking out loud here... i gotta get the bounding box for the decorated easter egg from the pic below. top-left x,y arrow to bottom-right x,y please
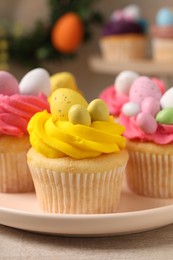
122,102 -> 140,117
19,68 -> 51,96
115,70 -> 139,95
0,71 -> 19,95
68,104 -> 91,126
87,99 -> 109,121
160,87 -> 173,109
129,76 -> 162,105
50,72 -> 78,94
51,12 -> 84,53
156,8 -> 173,26
136,112 -> 158,134
123,4 -> 140,20
156,107 -> 173,124
50,88 -> 88,121
141,97 -> 160,117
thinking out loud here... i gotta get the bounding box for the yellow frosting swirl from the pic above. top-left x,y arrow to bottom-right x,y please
28,110 -> 126,159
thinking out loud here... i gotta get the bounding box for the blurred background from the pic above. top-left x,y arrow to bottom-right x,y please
0,0 -> 172,100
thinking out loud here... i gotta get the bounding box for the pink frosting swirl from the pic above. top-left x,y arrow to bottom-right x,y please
0,93 -> 49,137
119,113 -> 173,144
99,85 -> 129,116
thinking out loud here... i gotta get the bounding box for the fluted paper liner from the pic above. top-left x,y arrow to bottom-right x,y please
126,141 -> 173,198
27,148 -> 128,214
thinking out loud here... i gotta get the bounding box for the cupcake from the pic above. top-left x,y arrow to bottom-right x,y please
99,70 -> 139,120
99,5 -> 148,62
119,75 -> 173,198
27,88 -> 129,214
150,7 -> 173,62
0,68 -> 50,193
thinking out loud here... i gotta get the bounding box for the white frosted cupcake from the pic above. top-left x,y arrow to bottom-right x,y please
27,88 -> 129,214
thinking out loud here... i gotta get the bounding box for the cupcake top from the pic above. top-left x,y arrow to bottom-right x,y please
101,4 -> 147,37
151,8 -> 173,38
118,75 -> 173,144
99,71 -> 139,117
28,88 -> 126,159
0,69 -> 50,137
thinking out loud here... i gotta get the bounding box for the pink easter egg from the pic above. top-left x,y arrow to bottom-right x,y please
141,96 -> 160,116
136,112 -> 158,134
129,76 -> 162,105
0,71 -> 19,95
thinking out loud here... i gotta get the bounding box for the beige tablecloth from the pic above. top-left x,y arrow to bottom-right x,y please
1,224 -> 173,259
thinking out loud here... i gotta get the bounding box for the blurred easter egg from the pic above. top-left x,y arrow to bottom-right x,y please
123,4 -> 140,20
156,8 -> 173,26
160,87 -> 173,108
129,76 -> 162,105
122,102 -> 140,117
115,70 -> 139,95
50,72 -> 78,94
0,71 -> 19,95
50,88 -> 88,121
156,107 -> 173,124
136,112 -> 157,134
19,68 -> 51,96
51,12 -> 84,53
141,97 -> 160,117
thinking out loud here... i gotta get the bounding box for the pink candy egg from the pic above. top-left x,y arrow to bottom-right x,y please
141,96 -> 160,116
136,112 -> 158,134
0,71 -> 19,95
129,76 -> 162,105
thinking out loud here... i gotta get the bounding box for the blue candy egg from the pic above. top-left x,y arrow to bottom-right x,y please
156,8 -> 173,26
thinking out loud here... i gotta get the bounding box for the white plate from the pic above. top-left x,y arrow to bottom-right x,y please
1,180 -> 173,237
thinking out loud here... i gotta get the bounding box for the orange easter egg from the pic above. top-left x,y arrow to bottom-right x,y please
51,12 -> 84,53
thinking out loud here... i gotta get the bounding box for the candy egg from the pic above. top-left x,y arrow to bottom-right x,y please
129,76 -> 162,105
141,97 -> 160,116
123,4 -> 140,20
50,88 -> 88,121
19,68 -> 51,96
50,72 -> 78,95
68,104 -> 91,126
87,99 -> 109,121
122,102 -> 140,117
156,108 -> 173,124
160,87 -> 173,109
136,112 -> 158,134
115,70 -> 139,95
156,8 -> 173,26
0,71 -> 19,95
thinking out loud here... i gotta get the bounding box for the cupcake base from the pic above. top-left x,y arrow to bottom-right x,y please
0,135 -> 34,193
27,148 -> 129,214
126,140 -> 173,198
99,34 -> 147,62
152,38 -> 173,62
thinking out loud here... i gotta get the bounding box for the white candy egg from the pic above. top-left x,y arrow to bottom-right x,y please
115,70 -> 139,95
122,102 -> 140,117
123,5 -> 140,20
19,68 -> 51,96
160,87 -> 173,109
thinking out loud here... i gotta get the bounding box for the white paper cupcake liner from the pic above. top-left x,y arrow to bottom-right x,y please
152,38 -> 173,62
29,164 -> 126,214
126,150 -> 173,198
0,151 -> 34,193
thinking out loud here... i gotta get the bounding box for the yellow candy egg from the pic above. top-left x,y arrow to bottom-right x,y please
68,104 -> 91,126
50,72 -> 78,94
50,88 -> 88,121
87,99 -> 109,121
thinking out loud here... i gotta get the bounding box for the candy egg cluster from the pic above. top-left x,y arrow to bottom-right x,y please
50,88 -> 109,125
121,75 -> 173,134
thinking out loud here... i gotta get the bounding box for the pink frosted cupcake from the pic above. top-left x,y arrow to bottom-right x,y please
119,76 -> 173,198
0,68 -> 50,193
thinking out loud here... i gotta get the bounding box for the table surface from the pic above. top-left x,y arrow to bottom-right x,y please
1,223 -> 173,259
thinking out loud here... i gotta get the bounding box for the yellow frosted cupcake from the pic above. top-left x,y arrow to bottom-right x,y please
27,88 -> 129,214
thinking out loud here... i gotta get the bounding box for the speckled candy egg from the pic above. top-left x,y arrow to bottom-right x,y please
129,76 -> 162,105
50,88 -> 88,121
19,68 -> 51,96
115,70 -> 139,95
0,71 -> 19,95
